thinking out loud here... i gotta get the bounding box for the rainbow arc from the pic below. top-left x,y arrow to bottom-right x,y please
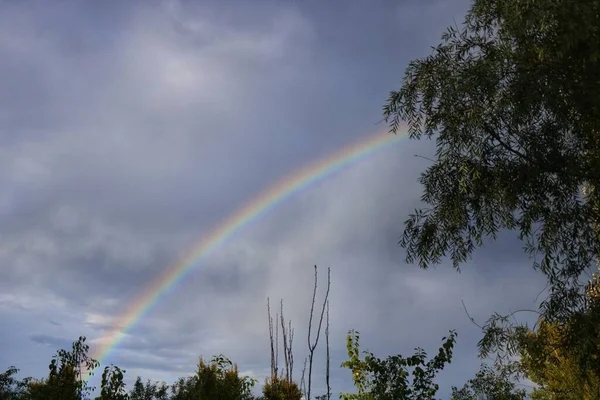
87,128 -> 407,379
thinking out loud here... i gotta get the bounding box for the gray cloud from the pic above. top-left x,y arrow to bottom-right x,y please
29,334 -> 72,350
0,0 -> 546,398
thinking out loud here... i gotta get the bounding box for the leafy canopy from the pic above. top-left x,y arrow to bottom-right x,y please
383,0 -> 600,323
339,329 -> 456,400
450,363 -> 526,400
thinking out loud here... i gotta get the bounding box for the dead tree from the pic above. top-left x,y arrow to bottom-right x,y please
306,265 -> 331,400
268,296 -> 297,398
325,299 -> 331,400
275,310 -> 279,377
280,300 -> 294,385
267,298 -> 278,380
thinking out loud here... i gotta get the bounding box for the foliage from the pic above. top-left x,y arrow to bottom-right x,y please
516,273 -> 600,400
471,263 -> 600,399
96,365 -> 128,400
518,320 -> 599,399
25,336 -> 100,400
0,338 -> 259,400
262,376 -> 302,400
168,376 -> 197,400
382,0 -> 600,395
169,354 -> 257,400
339,329 -> 456,400
1,327 -> 542,400
383,0 -> 600,325
450,364 -> 527,400
0,367 -> 29,400
0,277 -> 530,400
129,376 -> 169,400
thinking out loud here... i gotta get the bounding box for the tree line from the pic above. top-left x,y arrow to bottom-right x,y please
3,263 -> 598,399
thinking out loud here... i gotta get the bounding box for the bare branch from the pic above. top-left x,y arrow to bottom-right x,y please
461,299 -> 483,329
276,311 -> 279,378
325,299 -> 331,400
289,322 -> 294,384
414,154 -> 436,163
267,298 -> 278,380
280,299 -> 295,386
306,265 -> 331,400
300,357 -> 307,398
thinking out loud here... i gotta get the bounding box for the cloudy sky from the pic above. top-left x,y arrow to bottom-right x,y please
0,0 -> 547,397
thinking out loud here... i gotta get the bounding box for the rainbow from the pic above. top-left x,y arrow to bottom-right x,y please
88,127 -> 406,378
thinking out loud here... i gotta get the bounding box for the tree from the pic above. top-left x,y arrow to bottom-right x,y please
515,270 -> 600,400
518,320 -> 599,400
26,336 -> 100,400
262,378 -> 302,400
129,376 -> 168,400
382,0 -> 600,387
339,329 -> 456,400
168,376 -> 196,400
0,367 -> 30,400
468,262 -> 600,399
305,265 -> 330,400
169,354 -> 257,400
130,377 -> 151,400
450,364 -> 527,400
383,0 -> 600,323
96,365 -> 128,400
264,299 -> 302,400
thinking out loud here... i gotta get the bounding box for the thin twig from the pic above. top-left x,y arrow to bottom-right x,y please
461,299 -> 483,329
414,154 -> 436,163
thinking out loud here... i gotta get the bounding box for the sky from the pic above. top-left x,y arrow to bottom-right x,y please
0,0 -> 547,397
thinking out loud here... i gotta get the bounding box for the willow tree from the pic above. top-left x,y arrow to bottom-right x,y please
385,0 -> 600,328
382,0 -> 600,385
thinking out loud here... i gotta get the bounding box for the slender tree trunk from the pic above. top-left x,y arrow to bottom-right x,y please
300,358 -> 307,399
325,300 -> 330,400
267,298 -> 278,380
306,265 -> 331,400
